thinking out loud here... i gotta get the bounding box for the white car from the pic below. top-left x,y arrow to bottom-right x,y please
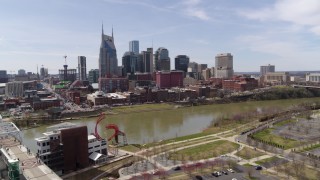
227,168 -> 235,173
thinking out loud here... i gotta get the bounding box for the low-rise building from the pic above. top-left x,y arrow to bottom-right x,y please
99,77 -> 129,93
35,123 -> 107,174
263,72 -> 290,85
306,73 -> 320,83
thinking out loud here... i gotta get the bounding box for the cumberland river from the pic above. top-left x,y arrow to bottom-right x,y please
21,98 -> 320,152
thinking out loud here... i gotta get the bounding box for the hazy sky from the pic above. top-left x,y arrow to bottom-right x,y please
1,0 -> 320,74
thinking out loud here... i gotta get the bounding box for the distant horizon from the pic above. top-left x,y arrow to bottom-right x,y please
1,0 -> 320,73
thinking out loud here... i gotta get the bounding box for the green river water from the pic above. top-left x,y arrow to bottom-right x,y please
21,98 -> 320,152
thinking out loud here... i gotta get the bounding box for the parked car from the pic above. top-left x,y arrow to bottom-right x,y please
195,175 -> 203,180
221,170 -> 228,175
255,165 -> 263,170
212,171 -> 222,177
227,168 -> 235,173
212,172 -> 219,177
173,166 -> 181,171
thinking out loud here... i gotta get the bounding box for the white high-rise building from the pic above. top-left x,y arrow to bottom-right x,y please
215,53 -> 233,79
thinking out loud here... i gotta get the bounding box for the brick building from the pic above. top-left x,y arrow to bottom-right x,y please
99,77 -> 129,93
156,71 -> 183,89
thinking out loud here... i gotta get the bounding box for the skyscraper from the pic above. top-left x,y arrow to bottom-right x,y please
129,40 -> 139,54
78,56 -> 87,80
18,69 -> 26,75
99,25 -> 118,78
215,53 -> 234,79
175,55 -> 190,73
154,47 -> 170,71
141,48 -> 153,73
88,69 -> 99,84
260,64 -> 275,76
122,52 -> 139,75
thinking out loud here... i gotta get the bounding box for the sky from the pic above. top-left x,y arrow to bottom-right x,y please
0,0 -> 320,74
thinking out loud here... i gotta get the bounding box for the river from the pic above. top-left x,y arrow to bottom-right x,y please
21,98 -> 320,152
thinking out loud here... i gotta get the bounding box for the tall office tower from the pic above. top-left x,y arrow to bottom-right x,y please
141,48 -> 153,73
88,69 -> 99,84
188,62 -> 198,72
154,47 -> 170,71
129,40 -> 139,54
215,53 -> 234,79
198,64 -> 208,73
99,25 -> 118,78
78,56 -> 87,80
18,69 -> 26,75
40,65 -> 45,80
122,52 -> 139,75
260,64 -> 275,76
175,55 -> 190,73
0,70 -> 8,83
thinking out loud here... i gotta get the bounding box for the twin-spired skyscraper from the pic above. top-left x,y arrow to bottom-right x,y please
98,25 -> 118,78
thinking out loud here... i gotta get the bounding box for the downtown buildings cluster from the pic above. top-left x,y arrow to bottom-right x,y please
0,26 -> 320,109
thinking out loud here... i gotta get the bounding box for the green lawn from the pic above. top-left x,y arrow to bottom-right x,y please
252,128 -> 299,149
235,147 -> 266,160
119,144 -> 141,152
273,119 -> 296,127
255,156 -> 281,165
168,140 -> 239,161
145,132 -> 212,147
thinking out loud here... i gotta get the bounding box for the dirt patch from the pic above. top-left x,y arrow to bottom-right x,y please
273,118 -> 320,142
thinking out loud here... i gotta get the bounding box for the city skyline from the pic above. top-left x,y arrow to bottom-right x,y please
1,0 -> 320,73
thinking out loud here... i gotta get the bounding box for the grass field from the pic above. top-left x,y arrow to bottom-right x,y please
235,147 -> 266,160
168,140 -> 239,161
252,128 -> 299,149
273,119 -> 296,127
277,162 -> 320,180
298,143 -> 320,152
255,156 -> 281,166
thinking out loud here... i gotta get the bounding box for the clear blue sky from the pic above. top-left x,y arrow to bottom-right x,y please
0,0 -> 319,74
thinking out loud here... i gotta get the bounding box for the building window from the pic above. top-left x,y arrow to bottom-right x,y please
42,143 -> 45,146
47,142 -> 49,146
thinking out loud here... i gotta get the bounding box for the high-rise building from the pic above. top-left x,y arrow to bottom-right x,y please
188,62 -> 198,72
175,55 -> 190,73
156,71 -> 183,88
5,82 -> 24,97
260,64 -> 275,76
59,62 -> 77,82
202,68 -> 211,80
0,70 -> 8,83
40,66 -> 45,80
215,53 -> 234,79
154,47 -> 170,71
99,25 -> 118,78
122,52 -> 139,75
78,56 -> 87,81
141,48 -> 153,73
129,40 -> 139,54
18,69 -> 26,75
198,64 -> 208,73
88,69 -> 99,84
